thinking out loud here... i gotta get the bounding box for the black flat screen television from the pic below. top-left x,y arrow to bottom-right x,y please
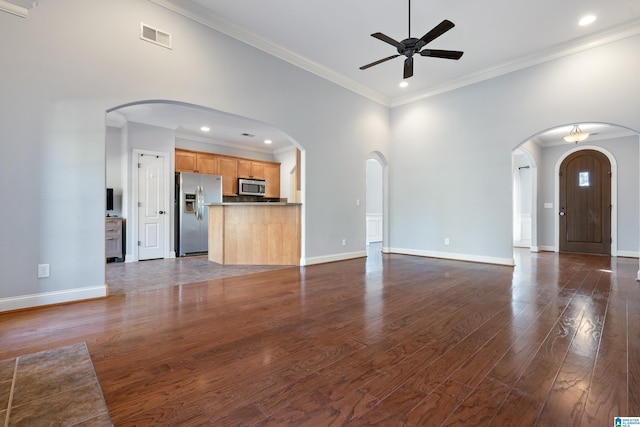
106,188 -> 114,211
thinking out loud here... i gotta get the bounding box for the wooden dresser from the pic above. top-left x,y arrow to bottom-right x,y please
105,217 -> 124,260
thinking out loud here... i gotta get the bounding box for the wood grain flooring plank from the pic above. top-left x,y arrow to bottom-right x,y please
442,376 -> 510,426
403,379 -> 473,427
535,354 -> 592,427
1,250 -> 638,426
582,347 -> 628,425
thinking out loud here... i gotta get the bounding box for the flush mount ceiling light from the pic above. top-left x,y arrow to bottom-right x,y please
200,126 -> 210,132
399,81 -> 409,88
264,139 -> 272,144
579,15 -> 596,26
563,125 -> 590,143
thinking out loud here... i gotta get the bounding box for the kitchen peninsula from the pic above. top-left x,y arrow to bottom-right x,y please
207,203 -> 301,266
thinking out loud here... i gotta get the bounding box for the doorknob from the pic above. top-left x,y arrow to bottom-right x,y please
559,211 -> 565,216
159,210 -> 165,215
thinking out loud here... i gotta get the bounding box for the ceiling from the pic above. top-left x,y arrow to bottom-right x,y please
107,0 -> 640,151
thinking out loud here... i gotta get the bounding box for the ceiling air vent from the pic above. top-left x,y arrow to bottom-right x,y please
140,22 -> 172,49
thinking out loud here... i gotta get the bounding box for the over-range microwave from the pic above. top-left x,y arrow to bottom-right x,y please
238,178 -> 266,196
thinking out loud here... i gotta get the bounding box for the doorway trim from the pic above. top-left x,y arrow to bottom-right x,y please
553,145 -> 617,255
131,148 -> 172,262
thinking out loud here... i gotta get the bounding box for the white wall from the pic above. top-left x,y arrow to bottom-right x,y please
0,0 -> 389,310
389,34 -> 640,265
3,0 -> 639,310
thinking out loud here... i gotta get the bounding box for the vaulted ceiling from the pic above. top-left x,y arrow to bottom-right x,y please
109,0 -> 640,150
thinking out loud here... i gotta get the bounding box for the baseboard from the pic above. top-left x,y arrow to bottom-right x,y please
302,251 -> 367,266
388,247 -> 515,266
616,250 -> 639,258
0,285 -> 108,313
538,246 -> 556,252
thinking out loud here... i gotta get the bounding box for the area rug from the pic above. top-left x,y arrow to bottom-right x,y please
0,342 -> 112,426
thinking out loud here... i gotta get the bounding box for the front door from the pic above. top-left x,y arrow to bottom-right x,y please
559,149 -> 611,255
138,153 -> 166,260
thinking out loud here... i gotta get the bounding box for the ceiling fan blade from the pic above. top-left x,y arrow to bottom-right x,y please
403,57 -> 413,79
359,54 -> 400,70
416,19 -> 455,48
371,32 -> 404,49
420,49 -> 464,60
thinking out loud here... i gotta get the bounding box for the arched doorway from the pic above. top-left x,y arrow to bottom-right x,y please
513,123 -> 639,278
105,100 -> 304,263
366,151 -> 389,253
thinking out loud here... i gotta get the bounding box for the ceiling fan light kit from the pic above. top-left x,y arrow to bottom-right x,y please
359,0 -> 463,79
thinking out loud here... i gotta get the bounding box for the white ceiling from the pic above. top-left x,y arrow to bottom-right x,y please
108,0 -> 640,151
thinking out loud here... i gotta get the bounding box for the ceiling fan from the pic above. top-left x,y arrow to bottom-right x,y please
359,0 -> 464,79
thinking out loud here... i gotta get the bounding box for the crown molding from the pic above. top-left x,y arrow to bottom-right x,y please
0,0 -> 36,17
392,18 -> 640,107
149,0 -> 390,106
150,0 -> 640,109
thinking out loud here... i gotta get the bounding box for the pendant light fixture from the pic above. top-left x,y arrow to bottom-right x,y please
563,124 -> 590,143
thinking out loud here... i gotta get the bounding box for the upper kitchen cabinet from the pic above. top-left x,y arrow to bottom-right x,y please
237,160 -> 265,180
175,149 -> 218,174
218,157 -> 238,196
175,149 -> 196,172
263,163 -> 280,198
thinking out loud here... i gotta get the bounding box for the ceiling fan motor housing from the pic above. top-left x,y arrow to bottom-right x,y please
399,38 -> 420,57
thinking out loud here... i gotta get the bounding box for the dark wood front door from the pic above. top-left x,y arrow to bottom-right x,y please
559,149 -> 611,254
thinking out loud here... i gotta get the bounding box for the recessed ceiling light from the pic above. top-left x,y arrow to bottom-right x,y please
200,126 -> 210,132
579,15 -> 596,26
399,81 -> 409,88
264,139 -> 272,144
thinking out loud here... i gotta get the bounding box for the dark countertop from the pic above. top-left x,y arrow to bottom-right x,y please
206,202 -> 302,206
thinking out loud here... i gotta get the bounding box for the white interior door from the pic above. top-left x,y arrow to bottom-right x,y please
138,153 -> 166,260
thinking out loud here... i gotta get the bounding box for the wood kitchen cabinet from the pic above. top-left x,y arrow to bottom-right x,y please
263,163 -> 280,198
175,149 -> 280,198
175,149 -> 218,174
237,160 -> 265,179
218,157 -> 238,196
196,153 -> 218,174
175,150 -> 197,172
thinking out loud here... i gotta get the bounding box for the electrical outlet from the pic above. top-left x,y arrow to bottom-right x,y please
444,238 -> 450,246
342,238 -> 347,246
38,264 -> 50,278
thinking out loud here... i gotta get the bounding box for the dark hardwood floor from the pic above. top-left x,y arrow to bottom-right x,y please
1,248 -> 639,426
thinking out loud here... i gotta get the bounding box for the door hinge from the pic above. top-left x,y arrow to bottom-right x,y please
608,171 -> 612,177
138,163 -> 141,168
138,240 -> 141,246
138,201 -> 142,207
558,171 -> 563,177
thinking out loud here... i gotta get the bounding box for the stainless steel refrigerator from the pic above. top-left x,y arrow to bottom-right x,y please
176,172 -> 223,256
